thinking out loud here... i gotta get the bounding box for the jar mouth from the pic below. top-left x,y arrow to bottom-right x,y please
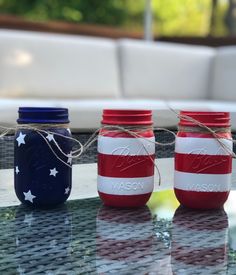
102,109 -> 153,125
17,107 -> 69,124
179,111 -> 230,128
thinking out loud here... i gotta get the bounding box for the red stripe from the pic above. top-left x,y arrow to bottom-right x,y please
178,132 -> 231,139
173,207 -> 228,231
98,153 -> 155,178
97,207 -> 152,223
174,188 -> 229,210
98,191 -> 152,208
175,153 -> 232,174
96,235 -> 155,261
99,129 -> 154,138
171,242 -> 226,266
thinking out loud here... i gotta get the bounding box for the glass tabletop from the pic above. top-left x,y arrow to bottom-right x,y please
0,159 -> 235,274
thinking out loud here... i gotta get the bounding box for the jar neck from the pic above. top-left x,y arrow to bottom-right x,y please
178,125 -> 231,134
17,123 -> 69,130
101,124 -> 153,133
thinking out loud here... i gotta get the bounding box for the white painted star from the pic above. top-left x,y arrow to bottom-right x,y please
50,239 -> 57,248
67,128 -> 71,134
15,166 -> 20,174
23,190 -> 36,203
16,236 -> 19,246
50,168 -> 58,177
65,187 -> 70,195
64,218 -> 69,225
23,213 -> 35,227
16,132 -> 26,147
17,265 -> 25,275
67,152 -> 73,165
46,133 -> 54,142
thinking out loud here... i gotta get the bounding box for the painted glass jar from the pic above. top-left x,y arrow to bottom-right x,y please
174,111 -> 232,209
14,107 -> 72,207
97,109 -> 155,208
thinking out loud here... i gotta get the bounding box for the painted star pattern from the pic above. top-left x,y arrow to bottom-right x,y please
17,266 -> 25,275
16,132 -> 26,147
16,237 -> 19,246
50,239 -> 57,248
46,133 -> 54,142
64,217 -> 70,225
15,129 -> 72,206
67,152 -> 73,165
50,167 -> 58,177
65,187 -> 70,195
23,213 -> 35,227
15,166 -> 20,174
23,190 -> 36,203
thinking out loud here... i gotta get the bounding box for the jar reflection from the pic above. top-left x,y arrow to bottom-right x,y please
96,206 -> 171,274
171,206 -> 228,274
14,204 -> 72,274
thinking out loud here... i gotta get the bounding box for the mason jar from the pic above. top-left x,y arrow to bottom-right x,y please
97,109 -> 155,208
14,107 -> 72,207
174,111 -> 232,209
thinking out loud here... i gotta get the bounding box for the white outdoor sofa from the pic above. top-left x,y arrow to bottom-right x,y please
0,29 -> 235,131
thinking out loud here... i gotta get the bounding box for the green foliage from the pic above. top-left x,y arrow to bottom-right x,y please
152,0 -> 212,36
0,0 -> 136,25
211,0 -> 229,36
0,0 -> 231,36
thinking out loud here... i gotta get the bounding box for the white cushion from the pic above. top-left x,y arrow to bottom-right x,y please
0,98 -> 168,130
211,47 -> 236,101
0,30 -> 120,98
118,39 -> 215,100
50,99 -> 170,130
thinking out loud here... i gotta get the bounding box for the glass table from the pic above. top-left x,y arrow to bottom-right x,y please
0,159 -> 235,275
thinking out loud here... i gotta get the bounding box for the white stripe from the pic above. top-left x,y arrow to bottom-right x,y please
174,171 -> 231,192
98,136 -> 155,155
175,137 -> 232,155
97,175 -> 154,195
96,219 -> 152,240
171,259 -> 226,273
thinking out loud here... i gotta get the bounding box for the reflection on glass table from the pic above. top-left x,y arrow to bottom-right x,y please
0,158 -> 235,274
0,192 -> 235,274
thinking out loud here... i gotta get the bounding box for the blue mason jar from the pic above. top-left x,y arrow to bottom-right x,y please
14,107 -> 72,207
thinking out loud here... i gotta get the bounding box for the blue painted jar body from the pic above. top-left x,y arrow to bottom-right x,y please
14,107 -> 72,207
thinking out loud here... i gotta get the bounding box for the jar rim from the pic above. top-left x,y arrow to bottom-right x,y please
179,111 -> 230,128
102,109 -> 153,125
17,107 -> 69,124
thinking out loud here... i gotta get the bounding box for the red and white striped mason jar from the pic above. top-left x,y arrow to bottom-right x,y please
97,110 -> 155,208
174,111 -> 233,209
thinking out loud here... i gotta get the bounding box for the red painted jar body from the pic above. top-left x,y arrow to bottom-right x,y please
97,110 -> 155,208
174,111 -> 232,210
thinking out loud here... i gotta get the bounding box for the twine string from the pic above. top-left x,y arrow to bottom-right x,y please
169,108 -> 235,158
12,124 -> 85,168
0,108 -> 233,184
